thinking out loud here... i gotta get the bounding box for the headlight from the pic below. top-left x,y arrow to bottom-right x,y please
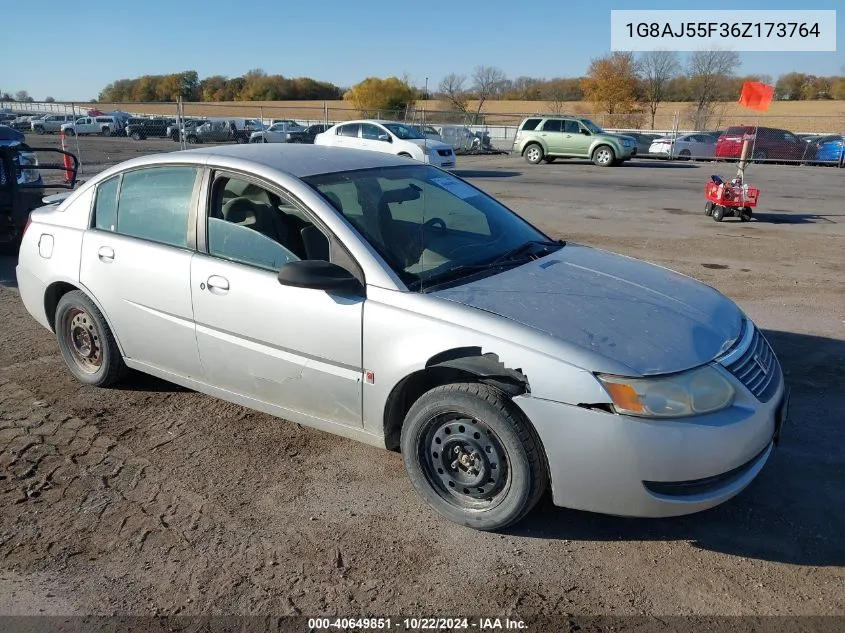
18,152 -> 41,184
596,365 -> 735,418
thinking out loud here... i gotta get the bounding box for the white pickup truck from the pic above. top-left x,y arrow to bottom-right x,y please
60,116 -> 119,136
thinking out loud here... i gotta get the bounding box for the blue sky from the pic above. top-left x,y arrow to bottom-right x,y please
4,0 -> 843,101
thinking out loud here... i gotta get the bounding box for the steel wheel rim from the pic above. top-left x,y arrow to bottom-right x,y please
526,147 -> 541,162
596,148 -> 612,164
419,414 -> 510,510
66,308 -> 103,373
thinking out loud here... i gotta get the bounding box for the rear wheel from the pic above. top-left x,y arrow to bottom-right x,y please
55,290 -> 128,387
100,127 -> 111,136
65,128 -> 75,137
752,149 -> 768,164
739,207 -> 752,222
592,145 -> 615,167
130,131 -> 142,141
679,149 -> 691,160
523,143 -> 544,165
705,201 -> 714,216
34,126 -> 45,135
400,383 -> 548,531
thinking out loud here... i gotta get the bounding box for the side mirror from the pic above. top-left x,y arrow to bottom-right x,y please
581,128 -> 591,135
277,260 -> 363,296
378,134 -> 391,142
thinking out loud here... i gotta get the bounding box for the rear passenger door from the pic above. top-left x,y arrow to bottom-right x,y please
79,165 -> 204,379
538,119 -> 565,155
332,123 -> 361,149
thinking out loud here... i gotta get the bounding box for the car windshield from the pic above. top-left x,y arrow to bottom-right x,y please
382,123 -> 425,140
303,164 -> 561,291
579,119 -> 604,134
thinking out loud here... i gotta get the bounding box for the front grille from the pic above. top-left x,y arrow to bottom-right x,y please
720,323 -> 781,402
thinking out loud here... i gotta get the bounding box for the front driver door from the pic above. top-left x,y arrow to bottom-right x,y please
189,171 -> 364,428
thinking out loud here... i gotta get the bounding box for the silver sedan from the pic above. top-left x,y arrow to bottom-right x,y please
15,145 -> 789,530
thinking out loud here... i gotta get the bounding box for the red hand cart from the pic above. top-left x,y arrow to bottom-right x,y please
704,179 -> 760,222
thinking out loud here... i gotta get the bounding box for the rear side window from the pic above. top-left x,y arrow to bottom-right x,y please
93,176 -> 119,231
541,119 -> 563,132
520,118 -> 541,131
338,123 -> 360,137
95,166 -> 198,248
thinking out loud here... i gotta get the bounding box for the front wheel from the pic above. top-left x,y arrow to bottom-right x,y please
64,128 -> 75,137
400,383 -> 548,531
712,205 -> 725,222
592,145 -> 616,167
55,290 -> 128,387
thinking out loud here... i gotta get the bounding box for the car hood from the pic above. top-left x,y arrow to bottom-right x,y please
405,138 -> 453,151
431,244 -> 743,375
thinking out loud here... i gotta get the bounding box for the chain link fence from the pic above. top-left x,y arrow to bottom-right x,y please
3,100 -> 843,170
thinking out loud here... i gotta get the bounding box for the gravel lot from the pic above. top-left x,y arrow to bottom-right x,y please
1,136 -> 843,620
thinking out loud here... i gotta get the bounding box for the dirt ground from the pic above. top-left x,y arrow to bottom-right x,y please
1,136 -> 843,621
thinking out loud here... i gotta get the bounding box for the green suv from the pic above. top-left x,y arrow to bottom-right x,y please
513,116 -> 637,167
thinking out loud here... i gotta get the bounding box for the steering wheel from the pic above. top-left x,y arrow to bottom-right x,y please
422,217 -> 448,232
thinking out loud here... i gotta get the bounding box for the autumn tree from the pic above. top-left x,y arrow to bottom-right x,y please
581,52 -> 640,122
344,76 -> 416,117
638,50 -> 679,129
687,49 -> 741,129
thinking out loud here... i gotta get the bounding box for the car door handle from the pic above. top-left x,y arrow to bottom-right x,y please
206,275 -> 230,294
97,246 -> 114,262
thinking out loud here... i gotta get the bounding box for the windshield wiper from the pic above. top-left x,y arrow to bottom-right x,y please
411,240 -> 564,291
490,239 -> 564,265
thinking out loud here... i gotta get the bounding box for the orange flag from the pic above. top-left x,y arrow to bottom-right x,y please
738,81 -> 775,112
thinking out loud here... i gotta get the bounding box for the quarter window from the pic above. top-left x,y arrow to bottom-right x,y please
93,176 -> 119,231
520,118 -> 541,131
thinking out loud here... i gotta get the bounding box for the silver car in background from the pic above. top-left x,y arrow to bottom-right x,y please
15,145 -> 789,531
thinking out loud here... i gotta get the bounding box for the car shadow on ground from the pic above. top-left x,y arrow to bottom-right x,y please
507,329 -> 845,568
450,170 -> 522,178
622,160 -> 702,168
117,371 -> 190,393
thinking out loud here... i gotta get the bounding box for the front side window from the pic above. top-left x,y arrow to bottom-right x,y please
304,164 -> 556,290
579,119 -> 604,134
113,166 -> 198,248
382,123 -> 424,140
361,123 -> 387,141
206,175 -> 332,272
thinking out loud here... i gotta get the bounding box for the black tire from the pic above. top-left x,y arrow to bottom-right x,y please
712,206 -> 725,222
65,128 -> 75,137
592,144 -> 615,167
55,290 -> 128,387
523,143 -> 544,165
130,131 -> 142,141
186,135 -> 198,144
400,382 -> 548,531
34,126 -> 45,135
679,149 -> 691,160
398,152 -> 412,158
752,149 -> 767,164
705,201 -> 714,216
100,127 -> 111,137
740,207 -> 752,222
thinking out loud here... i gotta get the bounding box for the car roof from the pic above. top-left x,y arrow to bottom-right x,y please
119,143 -> 412,178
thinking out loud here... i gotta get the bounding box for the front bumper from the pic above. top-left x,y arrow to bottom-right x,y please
513,372 -> 786,517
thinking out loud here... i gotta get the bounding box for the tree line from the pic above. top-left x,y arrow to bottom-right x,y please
95,69 -> 343,103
